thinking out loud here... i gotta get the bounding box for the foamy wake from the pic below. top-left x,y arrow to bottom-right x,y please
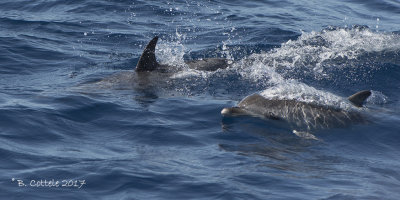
156,27 -> 396,105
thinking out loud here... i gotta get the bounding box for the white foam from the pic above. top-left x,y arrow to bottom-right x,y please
156,33 -> 187,70
258,27 -> 400,76
156,27 -> 398,105
240,27 -> 398,107
260,80 -> 352,109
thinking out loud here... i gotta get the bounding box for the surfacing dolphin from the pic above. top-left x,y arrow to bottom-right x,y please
135,36 -> 231,72
96,36 -> 231,90
221,90 -> 372,133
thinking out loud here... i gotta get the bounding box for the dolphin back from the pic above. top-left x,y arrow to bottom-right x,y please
135,36 -> 232,73
186,58 -> 229,71
348,90 -> 371,107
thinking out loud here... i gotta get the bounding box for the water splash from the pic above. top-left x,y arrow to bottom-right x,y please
144,27 -> 398,104
248,26 -> 400,81
260,81 -> 352,109
156,33 -> 187,69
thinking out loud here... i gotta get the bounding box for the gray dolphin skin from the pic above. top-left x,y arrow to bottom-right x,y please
221,90 -> 372,130
135,36 -> 230,72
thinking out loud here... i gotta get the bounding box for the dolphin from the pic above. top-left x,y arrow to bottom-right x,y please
221,90 -> 372,131
94,36 -> 231,91
135,36 -> 230,72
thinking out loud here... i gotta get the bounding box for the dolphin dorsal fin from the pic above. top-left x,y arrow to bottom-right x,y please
135,36 -> 160,72
348,90 -> 371,107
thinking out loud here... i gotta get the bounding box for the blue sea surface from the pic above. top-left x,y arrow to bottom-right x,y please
1,0 -> 400,199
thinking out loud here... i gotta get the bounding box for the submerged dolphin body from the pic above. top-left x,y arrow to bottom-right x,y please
221,90 -> 372,131
95,36 -> 231,91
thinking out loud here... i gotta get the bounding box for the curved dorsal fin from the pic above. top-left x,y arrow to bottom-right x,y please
348,90 -> 371,107
135,36 -> 160,72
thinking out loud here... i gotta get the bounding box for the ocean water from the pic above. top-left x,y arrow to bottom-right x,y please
1,0 -> 400,199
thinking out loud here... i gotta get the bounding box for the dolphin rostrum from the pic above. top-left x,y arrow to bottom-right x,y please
221,90 -> 372,131
135,36 -> 230,72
